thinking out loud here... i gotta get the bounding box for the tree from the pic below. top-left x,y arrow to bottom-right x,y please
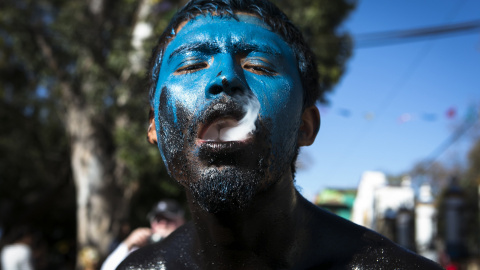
407,160 -> 456,194
273,0 -> 355,103
1,0 -> 184,264
0,0 -> 355,266
0,62 -> 76,269
466,136 -> 480,186
463,133 -> 480,254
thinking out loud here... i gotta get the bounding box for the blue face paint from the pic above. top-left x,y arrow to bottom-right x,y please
152,14 -> 304,212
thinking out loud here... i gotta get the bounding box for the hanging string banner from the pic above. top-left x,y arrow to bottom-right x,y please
318,104 -> 479,124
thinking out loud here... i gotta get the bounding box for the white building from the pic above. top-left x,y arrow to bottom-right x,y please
351,171 -> 387,229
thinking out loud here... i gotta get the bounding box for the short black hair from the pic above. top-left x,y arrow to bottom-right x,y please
147,0 -> 320,109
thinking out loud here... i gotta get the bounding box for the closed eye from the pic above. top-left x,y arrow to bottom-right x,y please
174,62 -> 208,75
243,63 -> 277,76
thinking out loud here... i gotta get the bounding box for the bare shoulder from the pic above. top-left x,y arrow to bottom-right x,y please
116,222 -> 199,270
344,229 -> 444,269
117,203 -> 443,270
302,202 -> 444,269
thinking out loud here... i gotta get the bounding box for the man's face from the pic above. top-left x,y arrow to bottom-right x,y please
150,216 -> 183,239
152,14 -> 304,213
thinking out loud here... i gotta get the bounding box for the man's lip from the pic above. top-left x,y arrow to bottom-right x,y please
195,136 -> 253,146
198,117 -> 238,141
196,101 -> 244,141
195,138 -> 254,154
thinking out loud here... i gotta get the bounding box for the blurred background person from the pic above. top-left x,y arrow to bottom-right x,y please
100,199 -> 185,270
106,220 -> 132,254
1,226 -> 35,270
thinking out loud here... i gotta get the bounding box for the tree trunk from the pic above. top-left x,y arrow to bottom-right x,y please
64,88 -> 128,268
62,0 -> 153,265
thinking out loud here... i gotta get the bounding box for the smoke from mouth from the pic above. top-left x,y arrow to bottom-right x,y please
202,92 -> 260,141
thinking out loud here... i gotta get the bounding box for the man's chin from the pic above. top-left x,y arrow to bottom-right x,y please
187,166 -> 263,214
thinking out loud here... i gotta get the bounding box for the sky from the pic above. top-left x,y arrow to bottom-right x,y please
295,0 -> 480,201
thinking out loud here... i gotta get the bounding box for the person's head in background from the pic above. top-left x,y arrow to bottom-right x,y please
1,225 -> 34,246
147,199 -> 185,242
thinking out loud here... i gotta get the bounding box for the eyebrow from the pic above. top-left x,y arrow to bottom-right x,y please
231,43 -> 281,56
167,41 -> 281,64
168,42 -> 221,64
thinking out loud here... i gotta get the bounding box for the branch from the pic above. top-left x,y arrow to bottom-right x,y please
31,29 -> 79,104
33,31 -> 61,75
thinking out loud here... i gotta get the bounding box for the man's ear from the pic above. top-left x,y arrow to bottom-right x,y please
298,105 -> 320,146
147,107 -> 158,145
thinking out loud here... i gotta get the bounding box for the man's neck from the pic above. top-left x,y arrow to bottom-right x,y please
186,173 -> 309,269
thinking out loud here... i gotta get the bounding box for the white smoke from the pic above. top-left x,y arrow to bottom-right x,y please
202,93 -> 260,142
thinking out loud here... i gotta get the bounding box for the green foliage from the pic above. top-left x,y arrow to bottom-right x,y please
0,82 -> 76,268
466,137 -> 480,185
273,0 -> 356,103
408,132 -> 480,256
463,136 -> 480,254
0,0 -> 182,264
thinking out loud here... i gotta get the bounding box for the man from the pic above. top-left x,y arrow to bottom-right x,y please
101,200 -> 184,270
1,227 -> 34,270
119,0 -> 443,269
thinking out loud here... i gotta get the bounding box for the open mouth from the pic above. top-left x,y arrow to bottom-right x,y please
196,98 -> 255,143
196,115 -> 257,162
199,117 -> 251,142
194,100 -> 263,164
195,112 -> 256,160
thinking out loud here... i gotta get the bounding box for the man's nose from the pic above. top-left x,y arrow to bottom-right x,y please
205,55 -> 246,99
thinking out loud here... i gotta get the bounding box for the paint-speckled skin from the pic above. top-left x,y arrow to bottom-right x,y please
119,193 -> 443,269
119,14 -> 444,270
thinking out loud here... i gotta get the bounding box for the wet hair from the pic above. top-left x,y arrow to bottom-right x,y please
147,0 -> 320,109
